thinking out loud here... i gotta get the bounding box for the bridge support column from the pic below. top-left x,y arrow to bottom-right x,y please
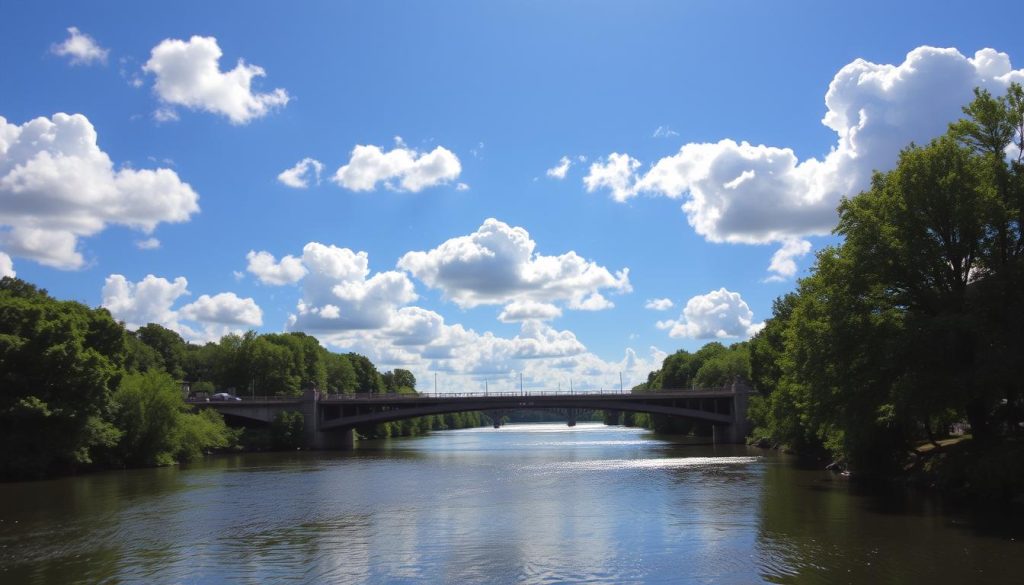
726,379 -> 753,444
300,388 -> 355,450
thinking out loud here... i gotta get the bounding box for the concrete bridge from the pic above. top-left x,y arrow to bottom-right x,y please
189,381 -> 754,449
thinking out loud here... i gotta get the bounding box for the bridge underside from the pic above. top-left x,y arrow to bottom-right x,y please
191,388 -> 753,446
318,397 -> 734,431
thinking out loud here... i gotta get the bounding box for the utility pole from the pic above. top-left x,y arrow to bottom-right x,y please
570,378 -> 574,394
434,372 -> 438,397
485,379 -> 488,396
620,372 -> 624,393
520,372 -> 524,396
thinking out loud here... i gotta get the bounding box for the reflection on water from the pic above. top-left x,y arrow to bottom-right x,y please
0,422 -> 1021,584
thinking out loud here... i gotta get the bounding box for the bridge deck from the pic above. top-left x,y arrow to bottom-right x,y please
319,389 -> 739,404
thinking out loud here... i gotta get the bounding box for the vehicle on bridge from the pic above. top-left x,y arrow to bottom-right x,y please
210,392 -> 242,401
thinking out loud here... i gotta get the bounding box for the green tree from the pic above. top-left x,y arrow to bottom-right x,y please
325,352 -> 358,394
0,278 -> 124,478
271,411 -> 305,449
112,370 -> 237,466
136,323 -> 188,379
750,83 -> 1024,471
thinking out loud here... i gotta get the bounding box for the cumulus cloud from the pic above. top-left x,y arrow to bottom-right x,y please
645,298 -> 674,311
498,300 -> 563,322
344,312 -> 588,375
143,35 -> 289,124
245,249 -> 307,285
397,218 -> 631,310
0,252 -> 14,278
584,47 -> 1024,266
656,288 -> 763,339
179,292 -> 263,326
248,242 -> 417,331
546,156 -> 572,180
0,113 -> 199,269
332,138 -> 462,192
278,157 -> 323,188
51,26 -> 108,65
346,316 -> 668,393
135,237 -> 161,250
236,237 -> 660,392
583,152 -> 641,202
766,238 -> 812,281
101,274 -> 261,342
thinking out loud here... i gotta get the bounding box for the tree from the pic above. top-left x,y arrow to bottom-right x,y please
271,411 -> 305,449
750,83 -> 1024,470
325,352 -> 357,394
136,323 -> 188,379
0,278 -> 124,478
111,370 -> 237,466
347,353 -> 384,393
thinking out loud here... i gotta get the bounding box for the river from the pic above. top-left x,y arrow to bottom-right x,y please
1,422 -> 1021,584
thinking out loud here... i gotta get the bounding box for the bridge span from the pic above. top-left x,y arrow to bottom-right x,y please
190,382 -> 754,449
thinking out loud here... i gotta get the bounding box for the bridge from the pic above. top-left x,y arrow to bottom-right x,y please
189,381 -> 754,449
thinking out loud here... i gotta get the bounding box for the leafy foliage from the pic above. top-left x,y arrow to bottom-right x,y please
0,278 -> 124,478
749,83 -> 1024,478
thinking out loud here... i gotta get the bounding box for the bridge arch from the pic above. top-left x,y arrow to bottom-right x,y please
318,395 -> 735,431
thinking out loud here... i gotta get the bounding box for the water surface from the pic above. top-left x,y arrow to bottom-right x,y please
1,423 -> 1020,584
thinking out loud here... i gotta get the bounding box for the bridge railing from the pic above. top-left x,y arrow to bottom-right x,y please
186,395 -> 303,403
320,387 -> 735,401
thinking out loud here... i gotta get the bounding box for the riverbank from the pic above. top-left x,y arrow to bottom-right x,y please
750,435 -> 1024,502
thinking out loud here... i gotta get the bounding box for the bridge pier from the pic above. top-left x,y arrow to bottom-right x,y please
301,388 -> 355,450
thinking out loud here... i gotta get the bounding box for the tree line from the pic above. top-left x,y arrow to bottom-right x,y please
0,277 -> 482,479
607,341 -> 751,434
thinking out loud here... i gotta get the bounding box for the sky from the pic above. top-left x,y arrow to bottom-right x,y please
1,1 -> 1021,393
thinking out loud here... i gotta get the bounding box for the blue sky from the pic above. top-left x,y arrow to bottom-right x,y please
2,1 -> 1021,392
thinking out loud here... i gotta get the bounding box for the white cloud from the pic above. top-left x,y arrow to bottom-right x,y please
767,238 -> 812,280
568,292 -> 614,311
286,242 -> 417,332
153,108 -> 179,123
498,300 -> 563,322
135,237 -> 161,250
0,113 -> 199,269
278,157 -> 323,188
583,152 -> 641,202
652,125 -> 679,138
645,298 -> 674,311
346,316 -> 668,393
332,139 -> 462,192
456,182 -> 470,191
101,274 -> 261,343
101,274 -> 189,331
143,35 -> 289,124
51,27 -> 108,65
657,288 -> 764,339
245,249 -> 307,285
347,314 -> 588,375
546,156 -> 572,180
584,47 -> 1024,263
237,238 -> 659,393
179,292 -> 263,326
397,218 -> 631,310
0,252 -> 14,278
